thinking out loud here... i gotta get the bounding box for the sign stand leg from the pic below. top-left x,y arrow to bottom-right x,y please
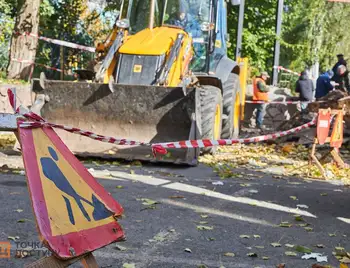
25,252 -> 98,268
81,253 -> 99,268
310,138 -> 326,178
330,148 -> 346,168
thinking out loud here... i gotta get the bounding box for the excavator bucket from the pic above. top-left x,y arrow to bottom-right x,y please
31,79 -> 200,165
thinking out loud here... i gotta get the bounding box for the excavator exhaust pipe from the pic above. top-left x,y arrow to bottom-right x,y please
149,0 -> 156,30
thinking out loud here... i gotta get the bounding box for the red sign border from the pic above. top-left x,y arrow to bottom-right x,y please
18,121 -> 125,259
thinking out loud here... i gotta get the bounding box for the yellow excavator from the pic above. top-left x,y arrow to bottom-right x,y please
32,0 -> 248,165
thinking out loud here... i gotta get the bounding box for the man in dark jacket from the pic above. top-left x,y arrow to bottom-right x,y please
295,71 -> 314,113
315,70 -> 335,100
332,54 -> 347,85
335,64 -> 350,93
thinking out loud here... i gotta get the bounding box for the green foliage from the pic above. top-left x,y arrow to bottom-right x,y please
35,0 -> 96,78
0,0 -> 17,16
4,0 -> 350,82
40,0 -> 87,38
283,1 -> 350,72
227,0 -> 350,76
228,0 -> 277,73
104,0 -> 123,14
40,0 -> 55,22
0,0 -> 16,71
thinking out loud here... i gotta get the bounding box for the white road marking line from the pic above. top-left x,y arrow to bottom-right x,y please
161,199 -> 276,227
100,170 -> 317,218
163,182 -> 317,218
337,217 -> 350,224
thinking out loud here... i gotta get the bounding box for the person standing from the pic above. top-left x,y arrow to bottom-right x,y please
335,64 -> 350,93
253,71 -> 270,129
295,71 -> 314,113
332,54 -> 347,85
315,70 -> 335,100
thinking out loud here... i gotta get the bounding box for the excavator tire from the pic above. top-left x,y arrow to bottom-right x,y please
199,86 -> 223,154
221,73 -> 241,139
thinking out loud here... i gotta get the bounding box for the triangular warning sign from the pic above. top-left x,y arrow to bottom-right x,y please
18,121 -> 124,259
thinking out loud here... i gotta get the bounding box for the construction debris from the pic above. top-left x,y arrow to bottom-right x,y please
308,90 -> 349,113
199,143 -> 350,184
276,90 -> 350,145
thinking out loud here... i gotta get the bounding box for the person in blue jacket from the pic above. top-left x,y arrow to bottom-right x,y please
169,4 -> 202,38
169,3 -> 205,70
315,70 -> 335,100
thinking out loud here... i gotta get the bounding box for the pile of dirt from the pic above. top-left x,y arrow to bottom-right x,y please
308,90 -> 350,129
308,90 -> 349,112
277,90 -> 350,133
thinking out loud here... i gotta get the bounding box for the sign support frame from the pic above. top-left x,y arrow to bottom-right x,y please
310,108 -> 347,179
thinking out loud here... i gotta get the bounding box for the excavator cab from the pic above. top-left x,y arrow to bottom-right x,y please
121,0 -> 227,74
162,0 -> 211,72
31,0 -> 247,165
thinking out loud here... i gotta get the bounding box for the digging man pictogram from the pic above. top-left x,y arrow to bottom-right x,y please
40,146 -> 112,225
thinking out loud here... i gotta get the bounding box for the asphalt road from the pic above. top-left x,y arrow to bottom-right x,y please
0,161 -> 349,268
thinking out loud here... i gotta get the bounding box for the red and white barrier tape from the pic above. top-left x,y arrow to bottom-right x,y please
8,90 -> 316,156
274,66 -> 300,76
245,100 -> 325,105
152,120 -> 316,150
245,100 -> 307,105
19,113 -> 150,147
16,32 -> 95,53
7,88 -> 17,113
11,58 -> 63,72
17,113 -> 316,156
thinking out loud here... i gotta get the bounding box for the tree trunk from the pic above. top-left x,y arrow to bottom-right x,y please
6,0 -> 40,80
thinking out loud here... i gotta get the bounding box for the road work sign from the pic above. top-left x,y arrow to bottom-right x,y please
18,122 -> 124,259
330,110 -> 344,149
316,109 -> 331,145
311,108 -> 347,179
